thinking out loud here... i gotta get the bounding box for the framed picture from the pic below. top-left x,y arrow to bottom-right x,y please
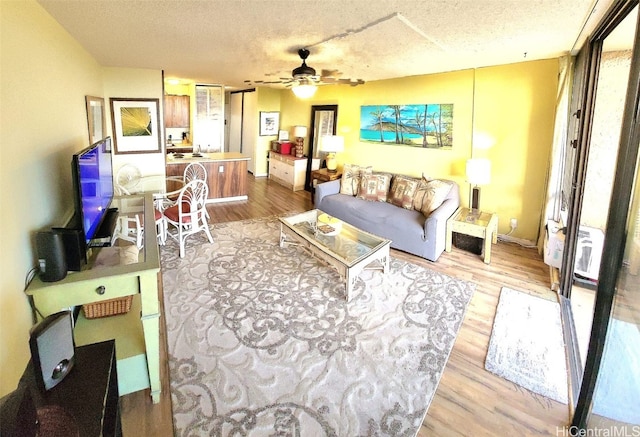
259,111 -> 280,136
360,104 -> 454,149
85,96 -> 106,145
110,98 -> 161,154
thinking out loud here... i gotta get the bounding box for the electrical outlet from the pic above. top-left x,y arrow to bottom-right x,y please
510,218 -> 518,229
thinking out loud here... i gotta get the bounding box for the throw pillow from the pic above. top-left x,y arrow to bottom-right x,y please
356,173 -> 392,202
388,175 -> 420,209
413,178 -> 453,216
340,164 -> 359,196
340,164 -> 372,196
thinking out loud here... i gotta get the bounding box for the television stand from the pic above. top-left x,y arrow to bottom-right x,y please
91,208 -> 119,247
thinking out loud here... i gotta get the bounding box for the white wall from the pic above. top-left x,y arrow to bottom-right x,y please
103,67 -> 166,190
581,50 -> 633,230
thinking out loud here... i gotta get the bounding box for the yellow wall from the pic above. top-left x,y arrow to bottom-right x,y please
278,59 -> 558,240
0,0 -> 104,396
474,60 -> 558,239
164,83 -> 191,96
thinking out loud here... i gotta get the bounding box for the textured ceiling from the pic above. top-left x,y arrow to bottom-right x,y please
37,0 -> 629,90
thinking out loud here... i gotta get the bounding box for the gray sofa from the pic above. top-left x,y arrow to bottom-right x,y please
314,178 -> 460,261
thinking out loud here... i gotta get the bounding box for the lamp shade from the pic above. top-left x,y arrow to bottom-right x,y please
291,84 -> 317,98
319,135 -> 344,153
466,158 -> 491,185
292,125 -> 307,138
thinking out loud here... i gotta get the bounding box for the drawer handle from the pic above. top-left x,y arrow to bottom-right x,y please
96,285 -> 106,295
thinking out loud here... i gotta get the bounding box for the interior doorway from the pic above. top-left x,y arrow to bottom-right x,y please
228,89 -> 257,174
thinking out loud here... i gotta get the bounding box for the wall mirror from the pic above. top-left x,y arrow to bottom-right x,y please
305,105 -> 338,191
85,95 -> 106,145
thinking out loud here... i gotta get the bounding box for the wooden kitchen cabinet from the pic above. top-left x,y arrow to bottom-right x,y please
164,95 -> 190,128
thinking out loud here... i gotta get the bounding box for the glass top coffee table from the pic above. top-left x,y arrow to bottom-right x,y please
279,209 -> 391,301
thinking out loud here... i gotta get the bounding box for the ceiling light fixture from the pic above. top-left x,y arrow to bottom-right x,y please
291,84 -> 317,98
290,49 -> 318,98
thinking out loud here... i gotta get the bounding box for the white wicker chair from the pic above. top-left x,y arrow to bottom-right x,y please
162,179 -> 213,257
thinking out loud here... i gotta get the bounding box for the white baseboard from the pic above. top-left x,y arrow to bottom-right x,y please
206,195 -> 248,203
497,233 -> 537,248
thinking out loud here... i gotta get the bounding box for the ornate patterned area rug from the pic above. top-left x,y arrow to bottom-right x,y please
161,217 -> 475,436
485,287 -> 568,404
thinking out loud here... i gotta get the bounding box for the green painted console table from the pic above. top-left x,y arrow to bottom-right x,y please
26,194 -> 162,403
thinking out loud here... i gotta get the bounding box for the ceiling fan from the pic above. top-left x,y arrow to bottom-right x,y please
245,48 -> 364,96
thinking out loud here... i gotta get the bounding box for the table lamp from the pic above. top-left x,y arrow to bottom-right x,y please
292,126 -> 307,158
319,135 -> 344,172
466,158 -> 491,215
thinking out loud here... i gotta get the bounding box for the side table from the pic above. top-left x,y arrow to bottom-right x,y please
311,168 -> 342,203
445,207 -> 498,264
12,340 -> 121,436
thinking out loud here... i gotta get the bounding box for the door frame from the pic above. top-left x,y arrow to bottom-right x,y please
305,105 -> 338,191
569,0 -> 640,428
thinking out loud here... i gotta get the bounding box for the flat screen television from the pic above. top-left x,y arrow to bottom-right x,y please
71,137 -> 115,246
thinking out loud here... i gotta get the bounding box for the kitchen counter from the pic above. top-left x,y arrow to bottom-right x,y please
165,152 -> 250,202
166,152 -> 250,164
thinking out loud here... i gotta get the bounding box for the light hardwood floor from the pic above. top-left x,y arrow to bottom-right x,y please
120,175 -> 570,436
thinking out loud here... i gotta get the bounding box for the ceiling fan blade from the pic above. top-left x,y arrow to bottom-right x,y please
250,48 -> 365,89
320,69 -> 342,78
337,78 -> 365,86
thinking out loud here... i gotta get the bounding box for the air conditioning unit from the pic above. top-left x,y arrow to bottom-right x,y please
574,226 -> 605,281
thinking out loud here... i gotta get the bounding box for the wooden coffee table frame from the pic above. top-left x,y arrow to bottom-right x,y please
279,210 -> 390,301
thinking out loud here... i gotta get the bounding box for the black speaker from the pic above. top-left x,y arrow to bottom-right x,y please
35,231 -> 67,282
51,227 -> 86,271
29,311 -> 75,392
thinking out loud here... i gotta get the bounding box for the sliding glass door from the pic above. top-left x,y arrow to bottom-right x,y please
570,1 -> 640,429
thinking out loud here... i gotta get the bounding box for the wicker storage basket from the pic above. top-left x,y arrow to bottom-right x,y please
83,295 -> 133,319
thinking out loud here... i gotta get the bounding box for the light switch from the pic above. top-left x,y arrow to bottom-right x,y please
219,165 -> 224,173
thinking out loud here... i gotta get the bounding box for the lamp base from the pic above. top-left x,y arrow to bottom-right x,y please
295,137 -> 304,158
470,185 -> 481,215
326,153 -> 337,172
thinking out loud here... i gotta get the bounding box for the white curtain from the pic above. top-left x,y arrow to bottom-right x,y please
537,55 -> 574,252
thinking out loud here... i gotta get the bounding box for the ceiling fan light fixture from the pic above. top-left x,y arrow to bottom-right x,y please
291,84 -> 317,99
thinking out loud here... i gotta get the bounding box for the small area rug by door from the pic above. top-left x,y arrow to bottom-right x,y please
485,287 -> 568,404
161,217 -> 475,436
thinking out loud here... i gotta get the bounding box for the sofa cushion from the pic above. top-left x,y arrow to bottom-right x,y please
340,164 -> 372,196
356,172 -> 391,202
413,178 -> 453,216
388,175 -> 420,209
